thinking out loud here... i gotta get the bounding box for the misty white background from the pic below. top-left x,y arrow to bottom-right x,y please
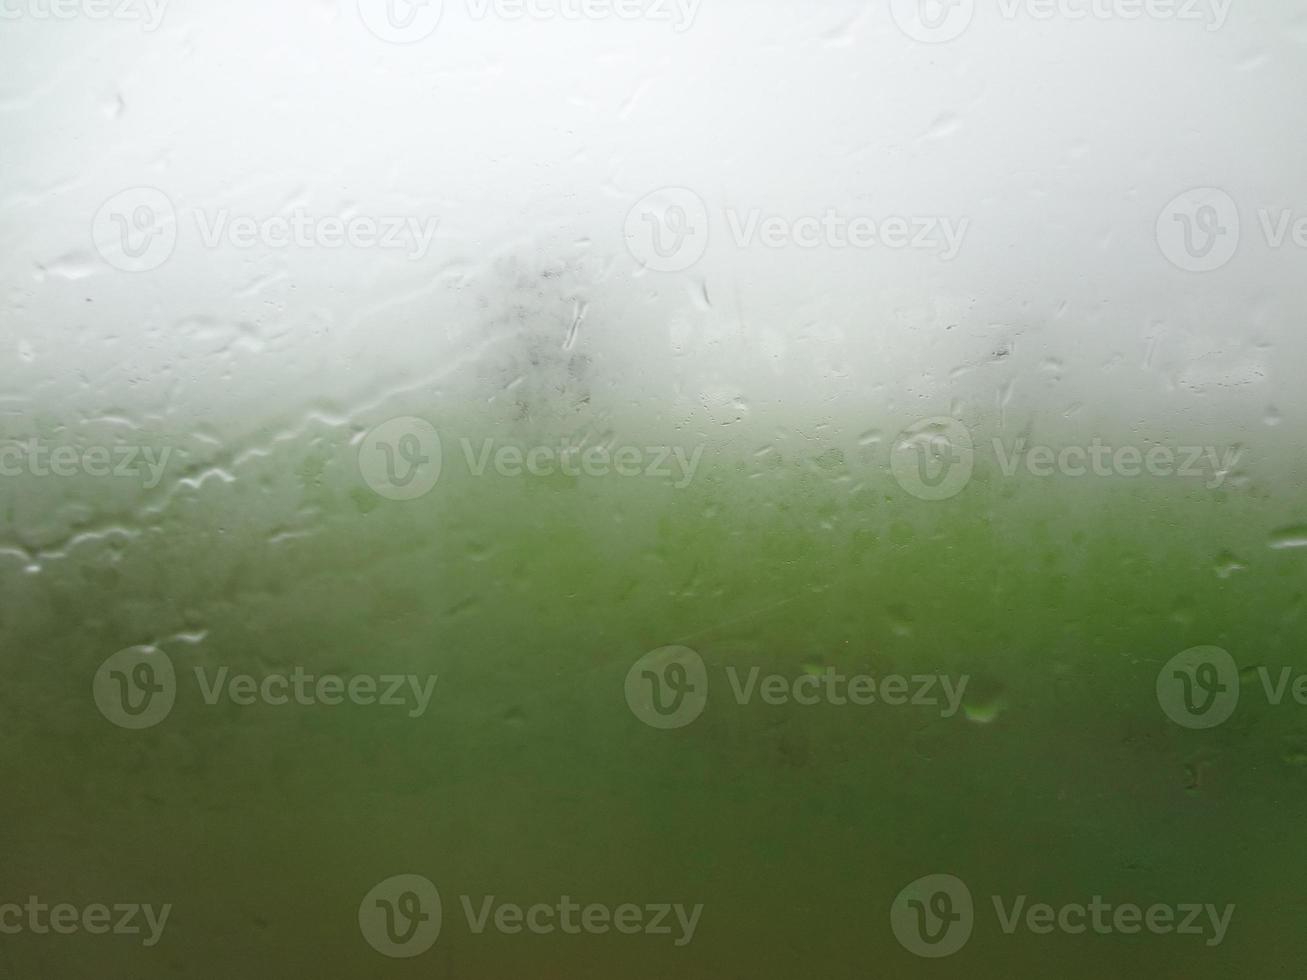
1,0 -> 1303,453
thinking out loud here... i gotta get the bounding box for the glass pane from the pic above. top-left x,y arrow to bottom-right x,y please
2,1 -> 1303,975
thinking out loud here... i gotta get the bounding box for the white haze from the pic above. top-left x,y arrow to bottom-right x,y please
1,0 -> 1303,460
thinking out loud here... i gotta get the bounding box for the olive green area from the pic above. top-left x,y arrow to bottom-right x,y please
1,425 -> 1304,978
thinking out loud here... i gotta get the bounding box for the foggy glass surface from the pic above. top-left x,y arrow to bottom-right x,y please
1,1 -> 1304,976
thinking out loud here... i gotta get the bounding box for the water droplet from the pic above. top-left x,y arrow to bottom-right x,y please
1283,747 -> 1307,768
1269,525 -> 1307,551
35,252 -> 100,282
887,604 -> 913,638
1215,550 -> 1246,579
920,112 -> 961,142
962,676 -> 1008,725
